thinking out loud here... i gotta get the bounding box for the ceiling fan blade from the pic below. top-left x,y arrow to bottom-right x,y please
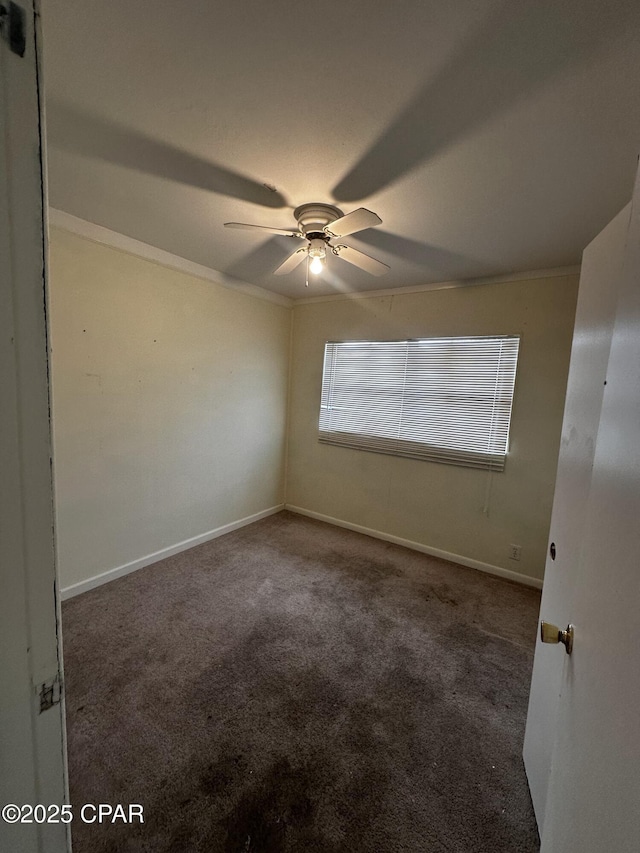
273,246 -> 308,275
333,244 -> 389,276
225,222 -> 303,238
324,208 -> 382,238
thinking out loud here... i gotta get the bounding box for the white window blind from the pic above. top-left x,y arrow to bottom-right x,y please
319,336 -> 520,471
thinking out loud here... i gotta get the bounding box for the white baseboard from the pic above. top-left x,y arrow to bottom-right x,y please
60,504 -> 285,600
285,504 -> 543,590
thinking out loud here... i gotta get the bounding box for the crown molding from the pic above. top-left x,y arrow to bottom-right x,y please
293,265 -> 581,305
48,209 -> 580,309
48,209 -> 293,308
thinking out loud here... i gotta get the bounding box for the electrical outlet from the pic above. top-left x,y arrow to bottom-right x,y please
509,544 -> 522,561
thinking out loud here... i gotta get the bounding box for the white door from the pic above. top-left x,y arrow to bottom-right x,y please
524,162 -> 640,852
0,2 -> 69,852
523,202 -> 630,827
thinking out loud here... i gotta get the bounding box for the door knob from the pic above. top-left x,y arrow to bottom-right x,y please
540,621 -> 574,655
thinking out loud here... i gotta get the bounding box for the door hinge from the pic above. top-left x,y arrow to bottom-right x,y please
0,1 -> 26,57
39,674 -> 63,713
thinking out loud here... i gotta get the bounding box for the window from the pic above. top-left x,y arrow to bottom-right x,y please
318,336 -> 520,471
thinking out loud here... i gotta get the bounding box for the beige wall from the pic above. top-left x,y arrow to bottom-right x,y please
50,228 -> 291,592
50,229 -> 577,591
286,276 -> 579,583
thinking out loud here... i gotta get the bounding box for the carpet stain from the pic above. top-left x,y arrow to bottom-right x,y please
200,754 -> 249,793
223,759 -> 316,852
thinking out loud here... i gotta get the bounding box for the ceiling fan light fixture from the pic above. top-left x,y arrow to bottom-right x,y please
308,237 -> 327,274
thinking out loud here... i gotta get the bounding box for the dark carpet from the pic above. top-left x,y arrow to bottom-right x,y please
62,510 -> 541,852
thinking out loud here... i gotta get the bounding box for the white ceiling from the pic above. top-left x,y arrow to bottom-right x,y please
43,0 -> 640,299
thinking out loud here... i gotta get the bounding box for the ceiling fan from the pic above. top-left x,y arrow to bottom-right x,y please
225,203 -> 389,279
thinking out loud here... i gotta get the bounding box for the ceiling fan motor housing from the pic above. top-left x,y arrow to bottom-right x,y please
294,203 -> 343,237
